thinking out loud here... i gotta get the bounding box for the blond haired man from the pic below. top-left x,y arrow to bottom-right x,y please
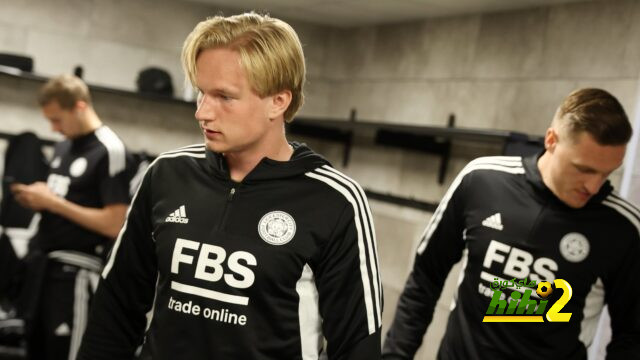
78,13 -> 382,360
11,74 -> 133,360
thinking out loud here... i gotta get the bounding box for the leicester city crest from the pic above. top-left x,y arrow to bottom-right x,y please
258,211 -> 296,246
69,157 -> 88,177
559,232 -> 590,263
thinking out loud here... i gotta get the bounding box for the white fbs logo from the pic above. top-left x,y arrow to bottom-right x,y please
166,205 -> 189,224
483,240 -> 558,282
47,173 -> 70,198
258,211 -> 296,246
171,238 -> 257,306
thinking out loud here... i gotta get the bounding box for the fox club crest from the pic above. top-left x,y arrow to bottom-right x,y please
69,157 -> 88,177
258,211 -> 296,246
559,232 -> 590,263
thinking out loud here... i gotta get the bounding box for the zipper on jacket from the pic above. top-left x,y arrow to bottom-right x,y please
218,184 -> 238,231
526,201 -> 547,244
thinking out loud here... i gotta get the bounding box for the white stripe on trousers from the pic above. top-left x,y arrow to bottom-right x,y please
68,269 -> 91,360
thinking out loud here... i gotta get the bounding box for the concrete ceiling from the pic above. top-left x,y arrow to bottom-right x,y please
181,0 -> 593,27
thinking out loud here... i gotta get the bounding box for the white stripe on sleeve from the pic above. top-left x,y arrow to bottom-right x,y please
316,166 -> 382,326
95,126 -> 126,177
305,171 -> 378,333
417,157 -> 524,254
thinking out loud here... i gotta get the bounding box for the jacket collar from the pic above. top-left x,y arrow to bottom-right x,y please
204,141 -> 330,183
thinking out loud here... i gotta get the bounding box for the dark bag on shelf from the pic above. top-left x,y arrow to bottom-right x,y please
136,67 -> 174,97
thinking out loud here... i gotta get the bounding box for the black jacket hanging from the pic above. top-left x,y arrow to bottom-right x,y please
0,132 -> 48,298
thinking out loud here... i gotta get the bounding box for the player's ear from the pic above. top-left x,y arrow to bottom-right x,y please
267,90 -> 292,121
544,128 -> 558,153
73,100 -> 88,115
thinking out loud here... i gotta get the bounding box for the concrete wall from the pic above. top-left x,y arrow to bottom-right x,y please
1,1 -> 639,359
0,0 -> 332,115
322,1 -> 640,131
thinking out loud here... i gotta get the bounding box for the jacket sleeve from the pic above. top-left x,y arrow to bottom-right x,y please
382,170 -> 469,359
97,148 -> 135,206
77,166 -> 157,360
605,229 -> 640,359
314,196 -> 383,360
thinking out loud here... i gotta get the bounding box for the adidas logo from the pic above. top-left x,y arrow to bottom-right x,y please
482,213 -> 503,231
165,205 -> 189,224
54,323 -> 70,336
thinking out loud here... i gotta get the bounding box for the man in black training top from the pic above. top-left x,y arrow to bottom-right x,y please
12,74 -> 133,360
383,88 -> 640,360
78,12 -> 382,360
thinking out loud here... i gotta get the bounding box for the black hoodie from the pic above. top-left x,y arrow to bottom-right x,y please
78,142 -> 382,360
383,154 -> 640,360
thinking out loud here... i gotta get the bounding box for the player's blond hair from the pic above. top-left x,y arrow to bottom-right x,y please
182,12 -> 305,122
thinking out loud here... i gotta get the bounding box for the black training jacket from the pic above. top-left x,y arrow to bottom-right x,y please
77,142 -> 382,360
383,154 -> 640,360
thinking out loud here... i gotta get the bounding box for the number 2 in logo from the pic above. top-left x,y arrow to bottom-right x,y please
545,279 -> 573,322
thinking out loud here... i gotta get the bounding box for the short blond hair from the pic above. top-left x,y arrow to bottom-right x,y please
38,74 -> 91,110
181,12 -> 305,122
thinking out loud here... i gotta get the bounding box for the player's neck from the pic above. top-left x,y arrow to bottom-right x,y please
76,109 -> 103,137
225,134 -> 293,183
537,151 -> 558,195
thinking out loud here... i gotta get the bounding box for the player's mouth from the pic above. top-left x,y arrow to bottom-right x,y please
203,128 -> 221,139
576,189 -> 591,202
